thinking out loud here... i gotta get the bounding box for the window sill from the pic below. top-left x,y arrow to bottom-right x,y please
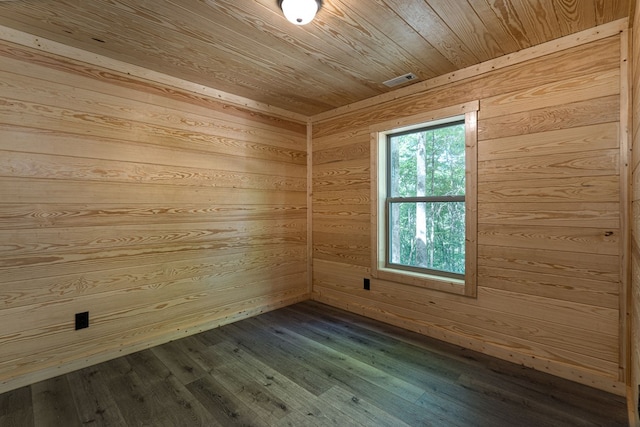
374,267 -> 470,296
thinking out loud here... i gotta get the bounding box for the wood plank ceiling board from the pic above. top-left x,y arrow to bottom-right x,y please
0,0 -> 631,116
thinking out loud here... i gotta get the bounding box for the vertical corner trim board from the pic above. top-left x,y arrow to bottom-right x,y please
629,0 -> 640,422
0,28 -> 309,393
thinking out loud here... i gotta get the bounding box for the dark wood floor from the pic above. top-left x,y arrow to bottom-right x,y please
0,301 -> 629,426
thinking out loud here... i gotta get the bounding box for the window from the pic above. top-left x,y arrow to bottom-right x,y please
387,120 -> 466,279
371,102 -> 478,296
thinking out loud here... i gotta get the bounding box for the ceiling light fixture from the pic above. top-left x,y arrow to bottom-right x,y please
278,0 -> 323,25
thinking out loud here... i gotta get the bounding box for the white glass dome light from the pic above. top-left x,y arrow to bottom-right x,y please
278,0 -> 322,26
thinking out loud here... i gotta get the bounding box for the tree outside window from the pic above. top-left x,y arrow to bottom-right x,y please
387,121 -> 465,279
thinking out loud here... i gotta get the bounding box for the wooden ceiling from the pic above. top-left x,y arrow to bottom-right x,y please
0,0 -> 631,116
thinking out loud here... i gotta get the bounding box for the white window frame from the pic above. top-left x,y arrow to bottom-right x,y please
370,101 -> 478,297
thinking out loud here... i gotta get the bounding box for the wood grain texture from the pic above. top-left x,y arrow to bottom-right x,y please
478,224 -> 619,255
0,38 -> 308,394
629,0 -> 640,424
0,1 -> 630,116
478,202 -> 620,228
479,69 -> 620,120
478,123 -> 619,162
0,301 -> 629,426
311,33 -> 626,394
313,36 -> 622,138
0,3 -> 633,421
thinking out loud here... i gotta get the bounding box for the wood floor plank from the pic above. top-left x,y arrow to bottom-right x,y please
273,400 -> 336,427
266,305 -> 466,383
267,306 -> 562,427
168,334 -> 225,377
118,348 -> 223,425
31,377 -> 82,427
267,307 -> 506,426
216,320 -> 335,396
272,393 -> 362,427
150,340 -> 209,385
317,386 -> 413,427
0,386 -> 34,427
105,359 -> 167,425
186,376 -> 266,426
254,320 -> 426,402
141,373 -> 220,427
243,314 -> 483,426
204,355 -> 294,424
292,301 -> 626,425
66,367 -> 127,427
210,340 -> 318,410
0,300 -> 629,426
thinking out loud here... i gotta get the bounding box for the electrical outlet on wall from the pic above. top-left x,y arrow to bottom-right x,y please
75,312 -> 89,330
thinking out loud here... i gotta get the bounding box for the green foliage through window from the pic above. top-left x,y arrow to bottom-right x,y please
387,120 -> 465,277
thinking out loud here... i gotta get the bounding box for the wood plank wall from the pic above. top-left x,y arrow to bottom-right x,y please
311,33 -> 627,395
0,39 -> 308,393
631,0 -> 640,422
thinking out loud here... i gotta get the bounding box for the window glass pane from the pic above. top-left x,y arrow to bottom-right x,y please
389,122 -> 465,198
389,201 -> 465,275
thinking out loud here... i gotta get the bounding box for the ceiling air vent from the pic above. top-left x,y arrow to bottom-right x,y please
383,72 -> 418,88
